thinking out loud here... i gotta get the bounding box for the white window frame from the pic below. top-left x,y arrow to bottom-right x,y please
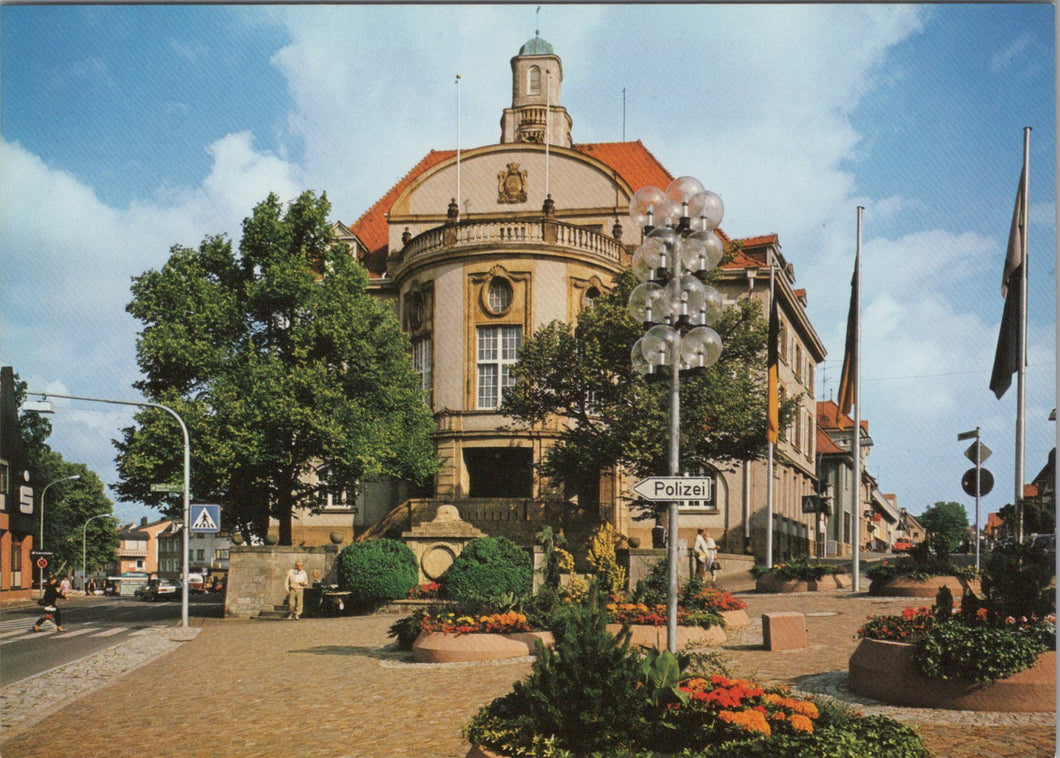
412,335 -> 433,400
477,325 -> 521,409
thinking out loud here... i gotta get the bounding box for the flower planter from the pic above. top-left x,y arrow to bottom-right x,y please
755,574 -> 850,593
848,637 -> 1055,712
606,623 -> 726,649
720,609 -> 751,629
412,630 -> 553,663
868,575 -> 981,598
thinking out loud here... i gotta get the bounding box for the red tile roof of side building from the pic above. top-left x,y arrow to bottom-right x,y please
817,399 -> 869,435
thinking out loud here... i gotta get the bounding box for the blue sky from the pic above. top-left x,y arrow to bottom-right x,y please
2,4 -> 1055,528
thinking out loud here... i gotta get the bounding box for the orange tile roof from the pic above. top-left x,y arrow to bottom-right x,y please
343,140 -> 780,280
346,149 -> 457,259
817,399 -> 869,435
572,140 -> 673,192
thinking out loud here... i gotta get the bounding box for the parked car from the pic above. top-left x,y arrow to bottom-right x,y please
186,572 -> 205,594
140,578 -> 182,602
892,538 -> 914,553
1028,533 -> 1056,556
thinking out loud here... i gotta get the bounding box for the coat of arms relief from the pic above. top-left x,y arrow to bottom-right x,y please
498,162 -> 528,204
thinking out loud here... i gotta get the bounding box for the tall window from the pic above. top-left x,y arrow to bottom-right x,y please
528,65 -> 541,95
477,325 -> 521,409
412,336 -> 433,401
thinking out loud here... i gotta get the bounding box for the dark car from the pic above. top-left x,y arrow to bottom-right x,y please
140,578 -> 183,602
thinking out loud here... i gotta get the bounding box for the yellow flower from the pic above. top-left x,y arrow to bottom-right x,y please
718,709 -> 771,737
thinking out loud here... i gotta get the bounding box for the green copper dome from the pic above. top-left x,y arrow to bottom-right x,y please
519,35 -> 554,56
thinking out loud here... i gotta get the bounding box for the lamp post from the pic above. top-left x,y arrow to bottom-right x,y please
628,177 -> 726,653
82,513 -> 110,591
38,474 -> 80,596
27,391 -> 191,629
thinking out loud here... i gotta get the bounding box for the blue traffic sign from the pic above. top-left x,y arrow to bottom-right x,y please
190,503 -> 221,533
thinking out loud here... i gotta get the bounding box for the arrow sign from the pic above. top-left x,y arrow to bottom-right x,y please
633,476 -> 713,502
190,504 -> 221,533
964,442 -> 992,464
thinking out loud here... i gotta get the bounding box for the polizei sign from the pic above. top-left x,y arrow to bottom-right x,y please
633,476 -> 713,503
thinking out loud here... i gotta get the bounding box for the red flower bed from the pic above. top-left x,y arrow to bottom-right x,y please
408,582 -> 442,599
670,675 -> 819,738
419,611 -> 531,635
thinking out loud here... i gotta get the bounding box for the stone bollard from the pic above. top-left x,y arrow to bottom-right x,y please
762,611 -> 806,650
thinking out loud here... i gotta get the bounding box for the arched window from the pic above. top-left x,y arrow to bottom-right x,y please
528,65 -> 541,95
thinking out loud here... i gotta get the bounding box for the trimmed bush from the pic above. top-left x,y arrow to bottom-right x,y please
444,537 -> 532,602
336,538 -> 418,605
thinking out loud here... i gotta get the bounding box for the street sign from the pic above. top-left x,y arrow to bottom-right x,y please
36,558 -> 48,569
964,442 -> 992,464
151,483 -> 183,493
801,495 -> 823,513
30,550 -> 54,557
632,476 -> 713,502
19,485 -> 33,514
190,503 -> 221,533
962,468 -> 994,497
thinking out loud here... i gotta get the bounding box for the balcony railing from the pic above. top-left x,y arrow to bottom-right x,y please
399,217 -> 625,267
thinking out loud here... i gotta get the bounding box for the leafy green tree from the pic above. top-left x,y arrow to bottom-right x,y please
918,501 -> 969,557
115,191 -> 438,544
10,374 -> 118,580
502,269 -> 797,517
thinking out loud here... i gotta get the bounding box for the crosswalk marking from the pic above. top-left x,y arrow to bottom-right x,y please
0,626 -> 152,644
90,628 -> 125,637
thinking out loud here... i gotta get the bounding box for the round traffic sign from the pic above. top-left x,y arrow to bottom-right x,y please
961,467 -> 994,497
36,557 -> 48,569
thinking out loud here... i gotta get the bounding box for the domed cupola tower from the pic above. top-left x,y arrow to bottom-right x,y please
500,34 -> 572,147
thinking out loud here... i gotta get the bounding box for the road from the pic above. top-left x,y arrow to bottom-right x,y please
0,593 -> 223,686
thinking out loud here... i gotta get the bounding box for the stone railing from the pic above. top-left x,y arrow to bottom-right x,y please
399,217 -> 624,267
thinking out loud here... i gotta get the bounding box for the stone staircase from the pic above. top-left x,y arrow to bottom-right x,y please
253,603 -> 291,620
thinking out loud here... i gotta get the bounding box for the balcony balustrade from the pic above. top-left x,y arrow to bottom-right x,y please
398,216 -> 624,268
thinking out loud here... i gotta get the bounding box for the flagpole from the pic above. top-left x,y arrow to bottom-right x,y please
852,206 -> 863,593
456,74 -> 462,216
545,69 -> 552,202
1015,126 -> 1030,542
766,259 -> 775,568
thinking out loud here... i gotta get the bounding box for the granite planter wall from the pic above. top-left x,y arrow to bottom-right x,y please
755,573 -> 850,593
868,575 -> 981,597
411,630 -> 554,663
606,623 -> 726,650
849,637 -> 1055,712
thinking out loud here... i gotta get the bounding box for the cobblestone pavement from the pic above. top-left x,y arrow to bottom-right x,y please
0,590 -> 1054,757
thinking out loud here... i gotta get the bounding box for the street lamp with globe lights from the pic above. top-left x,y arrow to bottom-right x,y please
628,176 -> 726,653
38,474 -> 80,595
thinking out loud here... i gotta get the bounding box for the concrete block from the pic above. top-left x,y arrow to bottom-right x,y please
762,611 -> 806,650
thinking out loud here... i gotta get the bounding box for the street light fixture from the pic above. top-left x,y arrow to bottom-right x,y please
38,474 -> 80,596
82,513 -> 110,592
628,176 -> 726,653
27,391 -> 192,629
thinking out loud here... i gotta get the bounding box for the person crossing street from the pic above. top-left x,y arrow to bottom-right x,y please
32,576 -> 66,632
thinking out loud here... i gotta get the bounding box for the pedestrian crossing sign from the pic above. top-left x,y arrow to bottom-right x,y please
190,504 -> 221,533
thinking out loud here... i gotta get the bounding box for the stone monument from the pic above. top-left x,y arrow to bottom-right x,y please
403,504 -> 486,584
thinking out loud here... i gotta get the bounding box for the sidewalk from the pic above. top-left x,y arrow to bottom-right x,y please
1,590 -> 1054,758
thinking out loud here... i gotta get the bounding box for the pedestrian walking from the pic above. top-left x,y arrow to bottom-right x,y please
693,528 -> 718,582
59,575 -> 71,598
284,560 -> 308,619
32,576 -> 66,632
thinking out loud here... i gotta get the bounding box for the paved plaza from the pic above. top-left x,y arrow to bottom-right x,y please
1,588 -> 1055,757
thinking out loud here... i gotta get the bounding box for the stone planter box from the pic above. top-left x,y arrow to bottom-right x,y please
868,575 -> 981,598
849,637 -> 1055,712
412,630 -> 553,663
720,609 -> 751,629
607,623 -> 726,649
754,573 -> 849,593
